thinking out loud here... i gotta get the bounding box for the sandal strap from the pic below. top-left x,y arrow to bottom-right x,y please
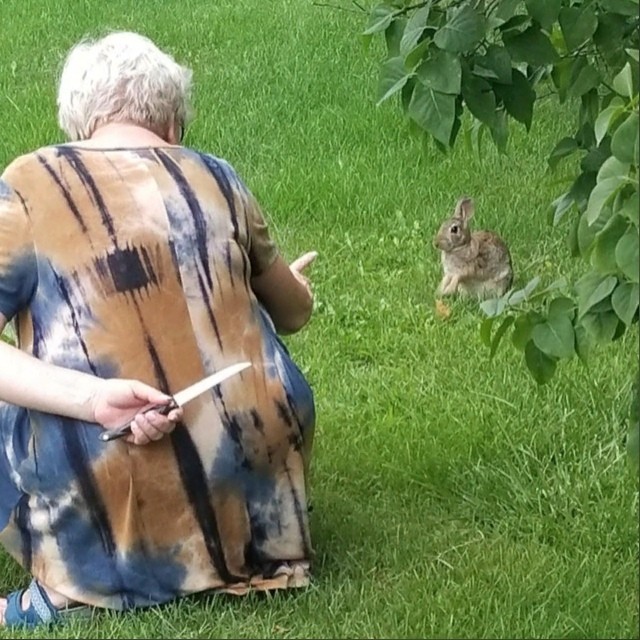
3,580 -> 58,627
27,580 -> 57,624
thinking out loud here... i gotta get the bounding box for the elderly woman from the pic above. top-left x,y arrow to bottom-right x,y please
0,31 -> 317,628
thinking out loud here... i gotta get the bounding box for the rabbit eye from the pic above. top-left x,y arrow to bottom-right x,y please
450,224 -> 459,234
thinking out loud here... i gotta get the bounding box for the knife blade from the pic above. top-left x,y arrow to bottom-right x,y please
100,361 -> 252,442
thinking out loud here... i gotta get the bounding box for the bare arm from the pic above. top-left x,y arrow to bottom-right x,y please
251,252 -> 317,334
0,314 -> 102,419
0,314 -> 182,444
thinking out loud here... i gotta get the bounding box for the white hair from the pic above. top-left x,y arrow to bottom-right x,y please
57,31 -> 193,141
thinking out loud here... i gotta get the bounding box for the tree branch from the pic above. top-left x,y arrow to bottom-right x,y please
397,1 -> 431,15
312,1 -> 361,12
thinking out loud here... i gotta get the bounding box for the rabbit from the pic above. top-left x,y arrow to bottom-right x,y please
433,196 -> 513,299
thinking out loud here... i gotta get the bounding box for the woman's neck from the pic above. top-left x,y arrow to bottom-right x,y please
69,122 -> 178,149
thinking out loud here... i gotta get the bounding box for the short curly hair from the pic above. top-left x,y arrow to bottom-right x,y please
57,31 -> 193,141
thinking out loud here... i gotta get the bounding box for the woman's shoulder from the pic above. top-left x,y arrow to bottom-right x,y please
2,144 -> 76,180
188,149 -> 238,176
185,149 -> 252,196
1,147 -> 69,197
1,149 -> 43,180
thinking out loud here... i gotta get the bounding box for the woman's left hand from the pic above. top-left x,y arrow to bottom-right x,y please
91,379 -> 183,445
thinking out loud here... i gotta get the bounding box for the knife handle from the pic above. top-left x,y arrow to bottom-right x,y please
100,398 -> 178,442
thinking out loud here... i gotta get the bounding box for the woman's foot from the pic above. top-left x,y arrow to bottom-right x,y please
0,580 -> 77,627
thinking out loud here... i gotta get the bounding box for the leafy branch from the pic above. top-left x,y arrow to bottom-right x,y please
361,0 -> 639,464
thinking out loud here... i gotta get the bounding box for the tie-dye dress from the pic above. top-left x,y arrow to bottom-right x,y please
0,145 -> 315,610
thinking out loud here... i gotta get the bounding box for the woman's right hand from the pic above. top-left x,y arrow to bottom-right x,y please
91,379 -> 183,446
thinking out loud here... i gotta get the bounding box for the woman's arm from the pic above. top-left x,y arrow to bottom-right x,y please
251,251 -> 317,334
0,314 -> 182,445
0,315 -> 106,420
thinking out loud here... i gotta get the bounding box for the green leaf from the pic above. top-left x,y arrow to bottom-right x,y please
495,0 -> 526,21
400,5 -> 431,55
404,39 -> 430,71
511,313 -> 536,350
551,58 -> 573,103
507,278 -> 541,306
377,56 -> 413,106
548,296 -> 576,319
499,14 -> 533,36
400,76 -> 416,113
548,277 -> 570,291
585,176 -> 626,225
616,227 -> 640,282
532,313 -> 575,359
578,204 -> 614,258
480,295 -> 508,317
568,213 -> 581,256
504,25 -> 559,65
570,171 -> 597,212
627,49 -> 640,62
613,316 -> 627,340
567,63 -> 601,99
576,272 -> 618,318
594,100 -> 626,145
578,88 -> 600,129
551,191 -> 574,225
599,0 -> 640,17
559,6 -> 598,51
450,97 -> 464,147
580,309 -> 620,342
580,141 -> 608,176
385,17 -> 408,57
525,340 -> 557,384
524,276 -> 542,297
434,5 -> 485,53
525,0 -> 561,30
480,316 -> 495,346
508,279 -> 538,305
494,69 -> 535,130
416,49 -> 462,94
490,315 -> 515,358
590,295 -> 615,315
611,112 -> 640,164
574,324 -> 592,362
363,4 -> 398,35
613,62 -> 635,98
473,45 -> 512,84
461,68 -> 497,127
548,137 -> 578,170
407,83 -> 456,146
620,191 -> 639,225
593,14 -> 630,67
592,214 -> 629,273
597,156 -> 630,182
490,109 -> 509,153
611,281 -> 639,325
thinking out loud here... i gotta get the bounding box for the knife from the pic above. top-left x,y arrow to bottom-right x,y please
100,361 -> 252,442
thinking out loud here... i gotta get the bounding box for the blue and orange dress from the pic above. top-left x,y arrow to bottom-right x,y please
0,146 -> 315,609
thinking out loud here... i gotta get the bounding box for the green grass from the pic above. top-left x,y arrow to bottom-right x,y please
1,0 -> 638,638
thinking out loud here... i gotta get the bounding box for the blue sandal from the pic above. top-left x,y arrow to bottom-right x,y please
4,579 -> 90,628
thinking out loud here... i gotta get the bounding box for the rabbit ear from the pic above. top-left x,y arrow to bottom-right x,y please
455,197 -> 475,221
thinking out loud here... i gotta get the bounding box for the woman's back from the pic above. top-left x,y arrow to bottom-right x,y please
0,145 -> 315,609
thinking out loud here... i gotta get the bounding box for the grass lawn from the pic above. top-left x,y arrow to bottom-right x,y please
0,0 -> 638,638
